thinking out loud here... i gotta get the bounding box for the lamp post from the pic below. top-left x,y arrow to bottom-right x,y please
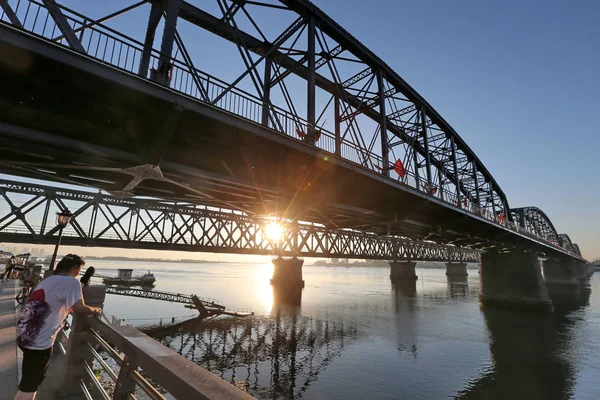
48,209 -> 73,273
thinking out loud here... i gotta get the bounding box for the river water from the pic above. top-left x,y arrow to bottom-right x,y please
93,260 -> 599,399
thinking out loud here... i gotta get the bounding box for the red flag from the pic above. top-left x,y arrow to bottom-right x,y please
296,128 -> 306,139
393,159 -> 406,177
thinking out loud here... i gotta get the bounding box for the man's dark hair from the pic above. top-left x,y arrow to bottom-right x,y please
53,254 -> 85,275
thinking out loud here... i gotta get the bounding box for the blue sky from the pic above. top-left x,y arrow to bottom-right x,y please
316,0 -> 600,258
3,0 -> 598,259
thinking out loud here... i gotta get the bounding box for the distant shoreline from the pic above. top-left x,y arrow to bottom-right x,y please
37,256 -> 223,264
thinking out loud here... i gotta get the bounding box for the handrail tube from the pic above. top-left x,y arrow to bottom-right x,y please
86,342 -> 118,382
84,360 -> 112,400
131,370 -> 167,400
89,328 -> 124,366
80,380 -> 94,400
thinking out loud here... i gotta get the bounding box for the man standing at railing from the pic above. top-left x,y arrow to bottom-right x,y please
13,254 -> 101,400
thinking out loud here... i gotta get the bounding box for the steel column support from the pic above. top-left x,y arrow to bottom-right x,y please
0,0 -> 23,28
138,0 -> 163,78
472,162 -> 480,206
261,58 -> 272,127
42,0 -> 84,52
413,149 -> 420,189
157,0 -> 182,85
421,106 -> 432,186
438,169 -> 444,200
378,71 -> 389,176
306,15 -> 316,145
518,209 -> 526,228
39,196 -> 51,235
451,137 -> 460,206
334,94 -> 341,156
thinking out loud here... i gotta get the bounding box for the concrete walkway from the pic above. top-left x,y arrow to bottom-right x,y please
0,280 -> 18,400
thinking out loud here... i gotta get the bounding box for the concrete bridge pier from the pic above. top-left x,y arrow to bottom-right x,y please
389,261 -> 418,280
542,259 -> 580,289
572,262 -> 590,282
479,251 -> 553,313
271,257 -> 305,290
445,262 -> 468,277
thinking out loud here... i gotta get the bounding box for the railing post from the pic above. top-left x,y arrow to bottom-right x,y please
114,355 -> 138,399
60,285 -> 106,397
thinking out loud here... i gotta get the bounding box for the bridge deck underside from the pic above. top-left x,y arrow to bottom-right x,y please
0,26 -> 570,257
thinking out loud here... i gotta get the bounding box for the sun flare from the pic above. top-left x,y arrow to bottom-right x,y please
265,222 -> 284,241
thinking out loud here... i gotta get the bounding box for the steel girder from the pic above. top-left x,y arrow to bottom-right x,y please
0,179 -> 478,261
0,0 -> 509,225
175,0 -> 511,218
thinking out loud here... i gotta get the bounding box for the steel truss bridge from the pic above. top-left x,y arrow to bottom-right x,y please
0,0 -> 584,262
0,179 -> 479,261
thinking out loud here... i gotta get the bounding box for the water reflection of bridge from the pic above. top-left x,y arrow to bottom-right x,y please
147,305 -> 359,399
456,286 -> 591,400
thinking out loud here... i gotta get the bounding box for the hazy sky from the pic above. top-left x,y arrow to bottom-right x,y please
1,0 -> 598,260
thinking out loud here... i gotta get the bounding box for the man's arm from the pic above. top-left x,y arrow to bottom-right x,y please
72,298 -> 102,316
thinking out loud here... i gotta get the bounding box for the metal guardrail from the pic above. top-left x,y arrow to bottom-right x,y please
56,285 -> 254,399
0,0 -> 581,258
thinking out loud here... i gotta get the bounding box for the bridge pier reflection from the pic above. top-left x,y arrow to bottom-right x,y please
479,251 -> 553,312
391,279 -> 417,299
457,303 -> 585,399
272,284 -> 303,307
447,275 -> 469,298
547,283 -> 591,313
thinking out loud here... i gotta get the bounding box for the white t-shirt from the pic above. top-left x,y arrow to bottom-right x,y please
16,275 -> 83,350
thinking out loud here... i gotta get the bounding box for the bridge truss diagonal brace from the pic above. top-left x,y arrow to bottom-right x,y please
41,0 -> 85,52
0,0 -> 23,28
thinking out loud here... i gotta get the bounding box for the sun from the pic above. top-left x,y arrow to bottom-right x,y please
265,222 -> 284,241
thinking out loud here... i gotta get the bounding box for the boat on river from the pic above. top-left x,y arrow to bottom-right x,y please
102,269 -> 156,286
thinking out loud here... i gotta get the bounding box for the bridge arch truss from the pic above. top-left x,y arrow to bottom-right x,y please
0,0 -> 585,261
0,0 -> 510,223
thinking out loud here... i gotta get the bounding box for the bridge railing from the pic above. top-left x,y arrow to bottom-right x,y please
0,0 -> 578,256
56,286 -> 253,399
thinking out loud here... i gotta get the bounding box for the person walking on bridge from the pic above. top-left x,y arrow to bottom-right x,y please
2,256 -> 16,281
13,254 -> 101,400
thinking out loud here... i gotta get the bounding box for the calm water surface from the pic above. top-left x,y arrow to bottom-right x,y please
94,260 -> 600,399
